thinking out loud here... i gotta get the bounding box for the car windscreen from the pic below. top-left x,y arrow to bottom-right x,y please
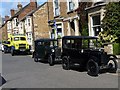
6,41 -> 10,44
14,37 -> 26,41
50,41 -> 57,47
20,37 -> 26,40
14,37 -> 19,41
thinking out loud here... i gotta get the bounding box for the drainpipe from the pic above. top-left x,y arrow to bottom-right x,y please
47,1 -> 51,39
31,15 -> 35,52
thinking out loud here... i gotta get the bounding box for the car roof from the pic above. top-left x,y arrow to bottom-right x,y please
35,38 -> 57,42
62,36 -> 98,39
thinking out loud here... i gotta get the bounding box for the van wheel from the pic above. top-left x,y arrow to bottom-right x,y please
62,56 -> 70,70
48,55 -> 54,66
87,59 -> 99,76
4,49 -> 7,54
11,49 -> 15,56
107,58 -> 118,73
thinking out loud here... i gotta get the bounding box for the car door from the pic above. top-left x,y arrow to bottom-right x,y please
36,41 -> 45,59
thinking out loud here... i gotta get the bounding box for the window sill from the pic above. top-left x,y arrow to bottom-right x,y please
67,10 -> 74,14
54,15 -> 60,18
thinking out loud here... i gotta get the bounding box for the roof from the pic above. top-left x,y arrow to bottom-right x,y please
20,2 -> 47,21
62,36 -> 98,39
9,3 -> 30,21
35,38 -> 57,42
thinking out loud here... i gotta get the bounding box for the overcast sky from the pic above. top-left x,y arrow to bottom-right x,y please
0,0 -> 47,18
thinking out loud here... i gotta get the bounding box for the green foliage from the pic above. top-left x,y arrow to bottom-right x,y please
99,2 -> 120,44
81,24 -> 89,36
113,43 -> 120,55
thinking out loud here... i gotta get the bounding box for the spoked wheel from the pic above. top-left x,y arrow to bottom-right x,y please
34,53 -> 39,62
87,59 -> 99,76
48,55 -> 54,66
62,56 -> 70,70
34,57 -> 39,62
107,58 -> 118,73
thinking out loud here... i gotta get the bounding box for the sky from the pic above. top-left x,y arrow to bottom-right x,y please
0,0 -> 47,18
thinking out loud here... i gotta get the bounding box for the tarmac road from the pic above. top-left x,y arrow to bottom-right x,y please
1,52 -> 119,88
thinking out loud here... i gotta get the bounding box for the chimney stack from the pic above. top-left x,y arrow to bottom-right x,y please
30,0 -> 37,9
17,2 -> 22,11
10,9 -> 15,17
5,16 -> 9,22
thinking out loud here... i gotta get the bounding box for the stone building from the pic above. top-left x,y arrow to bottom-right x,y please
32,2 -> 50,40
47,0 -> 92,39
85,0 -> 119,37
85,1 -> 106,36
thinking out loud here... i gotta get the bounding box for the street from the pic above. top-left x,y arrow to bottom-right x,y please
1,52 -> 119,88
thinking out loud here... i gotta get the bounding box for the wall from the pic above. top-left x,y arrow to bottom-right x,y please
33,2 -> 49,40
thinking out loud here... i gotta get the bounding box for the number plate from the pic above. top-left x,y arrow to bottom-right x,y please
20,49 -> 25,51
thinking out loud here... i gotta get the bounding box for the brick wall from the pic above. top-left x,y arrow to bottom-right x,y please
0,24 -> 8,40
18,1 -> 37,21
33,3 -> 49,40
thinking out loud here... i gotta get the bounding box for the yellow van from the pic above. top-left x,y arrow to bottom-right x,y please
10,34 -> 30,56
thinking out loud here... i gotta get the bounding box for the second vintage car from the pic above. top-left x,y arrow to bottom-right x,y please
33,38 -> 61,66
61,36 -> 118,76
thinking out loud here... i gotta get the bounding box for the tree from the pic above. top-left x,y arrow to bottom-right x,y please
76,2 -> 92,36
99,2 -> 120,43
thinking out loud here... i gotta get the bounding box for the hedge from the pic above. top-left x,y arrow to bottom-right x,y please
113,43 -> 120,55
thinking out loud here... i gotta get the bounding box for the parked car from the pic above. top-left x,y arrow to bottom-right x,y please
3,40 -> 11,53
33,38 -> 61,66
62,36 -> 118,76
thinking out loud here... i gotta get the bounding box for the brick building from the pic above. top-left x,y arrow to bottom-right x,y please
0,16 -> 9,41
7,0 -> 37,38
32,2 -> 50,40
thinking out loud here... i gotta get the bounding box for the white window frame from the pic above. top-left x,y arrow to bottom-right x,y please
91,14 -> 101,36
27,18 -> 31,26
53,0 -> 60,17
67,0 -> 79,12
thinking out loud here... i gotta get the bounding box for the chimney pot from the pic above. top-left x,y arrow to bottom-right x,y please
17,2 -> 22,10
10,9 -> 15,17
5,16 -> 9,22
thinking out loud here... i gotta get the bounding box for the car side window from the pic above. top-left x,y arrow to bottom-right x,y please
38,42 -> 44,46
74,39 -> 82,49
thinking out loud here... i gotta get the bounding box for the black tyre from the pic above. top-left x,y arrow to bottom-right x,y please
4,49 -> 7,54
34,57 -> 39,62
87,59 -> 99,76
48,55 -> 54,66
62,56 -> 70,70
11,49 -> 15,56
107,58 -> 118,73
34,53 -> 38,62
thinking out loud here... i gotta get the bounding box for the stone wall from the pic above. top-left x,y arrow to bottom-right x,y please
33,2 -> 49,40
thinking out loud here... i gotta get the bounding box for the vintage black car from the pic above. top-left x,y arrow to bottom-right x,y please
33,38 -> 61,66
62,36 -> 118,76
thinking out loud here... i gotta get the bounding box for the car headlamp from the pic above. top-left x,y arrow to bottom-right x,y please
52,49 -> 55,52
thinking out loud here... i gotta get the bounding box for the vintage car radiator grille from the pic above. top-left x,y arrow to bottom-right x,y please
19,44 -> 26,49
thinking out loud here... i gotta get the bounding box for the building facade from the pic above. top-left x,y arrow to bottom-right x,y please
33,2 -> 50,40
86,1 -> 106,36
48,0 -> 92,40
